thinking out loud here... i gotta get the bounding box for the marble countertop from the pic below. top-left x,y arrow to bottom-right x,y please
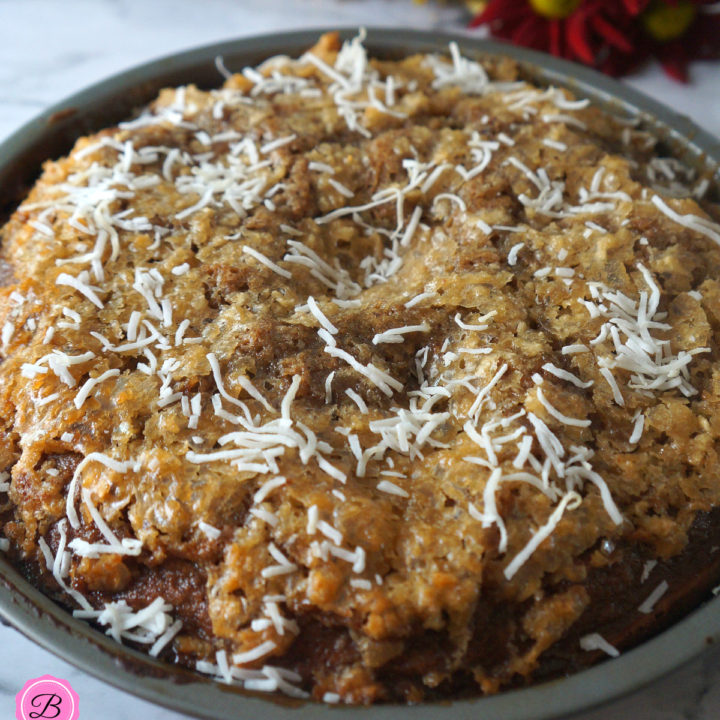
1,1 -> 719,719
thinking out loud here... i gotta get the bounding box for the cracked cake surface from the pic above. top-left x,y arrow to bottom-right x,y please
2,31 -> 720,703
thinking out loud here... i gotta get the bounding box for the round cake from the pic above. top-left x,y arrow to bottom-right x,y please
1,31 -> 720,704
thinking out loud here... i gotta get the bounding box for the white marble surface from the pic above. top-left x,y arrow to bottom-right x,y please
1,1 -> 719,719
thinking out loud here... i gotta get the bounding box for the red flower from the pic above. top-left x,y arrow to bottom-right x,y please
641,1 -> 720,81
469,0 -> 720,81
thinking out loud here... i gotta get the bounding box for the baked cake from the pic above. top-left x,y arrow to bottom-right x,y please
2,31 -> 720,704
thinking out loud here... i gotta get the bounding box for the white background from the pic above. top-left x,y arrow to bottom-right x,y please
1,1 -> 719,719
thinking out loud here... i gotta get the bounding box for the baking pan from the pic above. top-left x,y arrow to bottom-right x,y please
1,26 -> 719,720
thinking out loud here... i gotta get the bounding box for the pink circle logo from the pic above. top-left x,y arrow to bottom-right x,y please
15,675 -> 79,720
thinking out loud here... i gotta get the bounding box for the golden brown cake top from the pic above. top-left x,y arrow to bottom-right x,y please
2,31 -> 720,702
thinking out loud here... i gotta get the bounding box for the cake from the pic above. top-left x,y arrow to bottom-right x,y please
1,30 -> 720,704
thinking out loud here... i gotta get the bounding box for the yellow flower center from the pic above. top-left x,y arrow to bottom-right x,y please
529,0 -> 582,20
641,0 -> 697,42
465,0 -> 489,12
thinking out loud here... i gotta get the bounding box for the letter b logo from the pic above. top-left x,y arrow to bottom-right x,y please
16,676 -> 79,720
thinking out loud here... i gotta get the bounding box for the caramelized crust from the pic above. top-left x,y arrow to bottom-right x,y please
1,32 -> 720,703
